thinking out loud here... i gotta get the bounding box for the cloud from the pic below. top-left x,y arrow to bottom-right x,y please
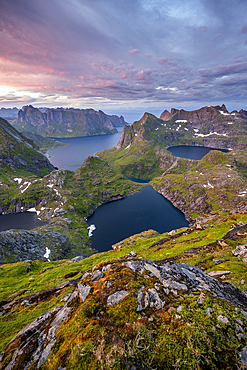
242,25 -> 247,33
128,48 -> 141,55
157,57 -> 167,65
0,0 -> 247,110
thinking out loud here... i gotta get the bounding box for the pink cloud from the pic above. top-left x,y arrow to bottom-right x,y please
145,54 -> 152,59
242,25 -> 247,33
157,57 -> 167,65
128,48 -> 140,55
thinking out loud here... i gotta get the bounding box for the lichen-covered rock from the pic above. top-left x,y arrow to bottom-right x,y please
1,257 -> 247,370
107,290 -> 129,305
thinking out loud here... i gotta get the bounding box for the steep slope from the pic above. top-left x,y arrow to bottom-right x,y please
0,117 -> 54,176
0,157 -> 144,262
1,212 -> 247,369
98,105 -> 247,180
13,106 -> 127,138
151,149 -> 247,223
21,131 -> 65,150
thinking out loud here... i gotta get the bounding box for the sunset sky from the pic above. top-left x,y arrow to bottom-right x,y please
1,0 -> 247,122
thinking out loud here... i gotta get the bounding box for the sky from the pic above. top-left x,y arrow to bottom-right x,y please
0,0 -> 247,122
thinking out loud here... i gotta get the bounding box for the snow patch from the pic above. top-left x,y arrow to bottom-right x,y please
194,132 -> 228,137
44,247 -> 51,261
175,120 -> 187,123
184,128 -> 188,131
27,207 -> 36,212
88,224 -> 96,237
125,144 -> 131,149
193,129 -> 199,132
203,182 -> 214,189
20,182 -> 31,193
228,122 -> 234,125
155,128 -> 159,130
14,178 -> 22,185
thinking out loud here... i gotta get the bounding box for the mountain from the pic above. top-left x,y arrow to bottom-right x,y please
0,107 -> 19,119
98,105 -> 247,180
21,131 -> 65,150
1,213 -> 247,369
0,117 -> 54,176
12,106 -> 127,138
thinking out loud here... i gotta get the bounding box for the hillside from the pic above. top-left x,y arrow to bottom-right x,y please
0,117 -> 54,177
1,212 -> 247,369
21,131 -> 65,151
1,105 -> 247,368
12,106 -> 127,138
0,156 -> 144,263
98,105 -> 247,180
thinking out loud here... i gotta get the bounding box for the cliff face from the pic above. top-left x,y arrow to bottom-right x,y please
13,106 -> 127,137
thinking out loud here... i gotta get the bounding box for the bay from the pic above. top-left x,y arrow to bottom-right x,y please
167,145 -> 229,160
47,127 -> 124,171
87,185 -> 188,252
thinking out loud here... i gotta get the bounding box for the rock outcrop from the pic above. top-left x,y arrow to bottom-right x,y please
1,257 -> 247,369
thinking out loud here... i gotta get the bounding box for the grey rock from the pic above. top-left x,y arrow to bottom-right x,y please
91,270 -> 104,281
206,307 -> 212,317
106,281 -> 112,288
236,323 -> 244,333
21,299 -> 30,306
81,271 -> 91,281
207,271 -> 232,278
197,292 -> 205,305
102,264 -> 111,272
144,288 -> 163,310
144,263 -> 161,279
107,290 -> 129,306
70,256 -> 84,263
217,315 -> 231,325
240,346 -> 247,364
78,284 -> 91,302
162,280 -> 188,292
137,286 -> 144,312
129,251 -> 137,257
232,244 -> 247,257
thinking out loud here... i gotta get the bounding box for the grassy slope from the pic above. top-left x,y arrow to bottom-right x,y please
0,157 -> 145,261
1,211 -> 247,368
151,150 -> 247,221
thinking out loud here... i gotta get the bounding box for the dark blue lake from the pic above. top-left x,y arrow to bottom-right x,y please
47,127 -> 124,171
0,212 -> 47,232
87,185 -> 188,252
167,145 -> 229,160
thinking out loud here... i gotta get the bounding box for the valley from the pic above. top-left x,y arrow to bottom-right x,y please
1,104 -> 247,368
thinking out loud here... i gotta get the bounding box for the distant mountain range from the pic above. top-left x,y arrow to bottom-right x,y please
11,106 -> 127,138
98,104 -> 247,179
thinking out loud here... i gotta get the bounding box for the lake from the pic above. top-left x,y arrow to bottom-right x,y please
0,212 -> 47,232
167,145 -> 229,160
87,185 -> 188,252
2,138 -> 224,246
47,127 -> 124,171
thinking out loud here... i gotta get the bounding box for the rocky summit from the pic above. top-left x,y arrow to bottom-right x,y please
1,256 -> 247,369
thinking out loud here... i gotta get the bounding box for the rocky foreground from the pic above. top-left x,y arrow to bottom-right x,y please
1,255 -> 247,369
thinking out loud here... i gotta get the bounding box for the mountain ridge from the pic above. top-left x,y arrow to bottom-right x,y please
12,106 -> 127,138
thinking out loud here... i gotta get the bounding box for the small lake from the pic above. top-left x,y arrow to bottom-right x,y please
167,145 -> 229,160
87,185 -> 188,252
47,127 -> 124,171
0,212 -> 47,232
